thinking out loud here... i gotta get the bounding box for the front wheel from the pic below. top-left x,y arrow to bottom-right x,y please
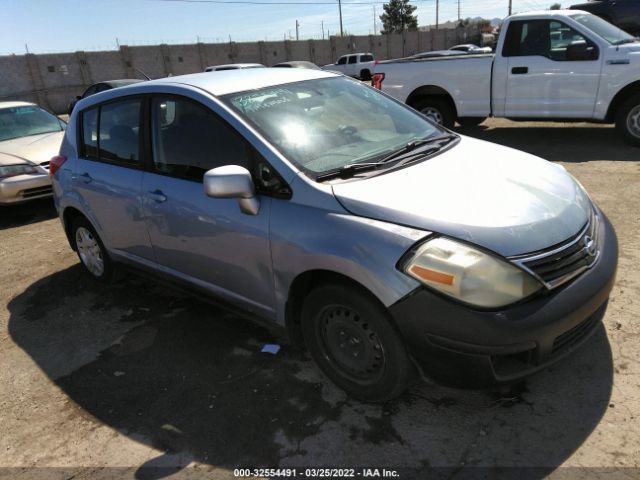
71,216 -> 114,282
616,93 -> 640,147
301,284 -> 411,402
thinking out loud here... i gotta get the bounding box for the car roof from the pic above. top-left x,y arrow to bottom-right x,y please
0,101 -> 37,110
97,79 -> 145,87
205,63 -> 265,71
509,9 -> 585,18
140,68 -> 338,96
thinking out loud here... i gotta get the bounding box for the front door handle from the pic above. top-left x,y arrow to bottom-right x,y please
79,172 -> 92,183
511,66 -> 529,75
147,189 -> 167,203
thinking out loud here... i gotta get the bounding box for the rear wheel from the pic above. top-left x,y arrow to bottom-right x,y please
301,284 -> 411,402
71,216 -> 114,282
413,96 -> 455,129
615,93 -> 640,147
457,117 -> 486,127
359,69 -> 372,81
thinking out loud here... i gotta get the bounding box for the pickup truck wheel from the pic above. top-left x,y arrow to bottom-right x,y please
301,284 -> 411,402
360,69 -> 372,81
458,117 -> 486,127
71,217 -> 114,282
413,97 -> 455,129
616,94 -> 640,146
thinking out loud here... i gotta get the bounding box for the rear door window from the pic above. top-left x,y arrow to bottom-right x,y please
79,98 -> 142,167
348,55 -> 358,64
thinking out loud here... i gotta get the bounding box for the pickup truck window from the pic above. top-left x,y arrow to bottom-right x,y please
503,19 -> 596,61
569,13 -> 637,45
337,57 -> 347,65
348,56 -> 358,64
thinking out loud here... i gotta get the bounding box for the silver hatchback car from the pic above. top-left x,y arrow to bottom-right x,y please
52,69 -> 617,401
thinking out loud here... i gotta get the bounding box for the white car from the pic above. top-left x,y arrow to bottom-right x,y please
0,101 -> 65,204
204,63 -> 265,72
322,53 -> 375,80
449,43 -> 493,53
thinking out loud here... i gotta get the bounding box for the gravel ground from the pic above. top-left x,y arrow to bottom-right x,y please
0,118 -> 638,479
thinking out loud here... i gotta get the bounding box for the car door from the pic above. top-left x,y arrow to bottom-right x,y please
503,19 -> 603,118
347,55 -> 358,76
141,94 -> 276,318
74,97 -> 154,261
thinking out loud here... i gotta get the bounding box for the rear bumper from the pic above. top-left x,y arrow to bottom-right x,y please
0,174 -> 52,204
389,212 -> 618,387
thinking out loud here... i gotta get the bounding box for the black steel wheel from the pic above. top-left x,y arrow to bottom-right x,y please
302,284 -> 411,402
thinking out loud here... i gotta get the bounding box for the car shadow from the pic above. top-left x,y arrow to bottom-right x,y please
455,123 -> 637,163
0,198 -> 57,230
7,266 -> 614,479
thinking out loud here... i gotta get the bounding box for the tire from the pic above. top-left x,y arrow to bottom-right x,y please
457,117 -> 486,127
301,284 -> 411,402
615,93 -> 640,147
360,69 -> 372,81
71,216 -> 114,282
412,96 -> 455,129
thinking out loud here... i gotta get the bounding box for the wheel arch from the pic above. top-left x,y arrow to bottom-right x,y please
284,269 -> 395,347
62,206 -> 86,251
406,85 -> 458,117
606,80 -> 640,122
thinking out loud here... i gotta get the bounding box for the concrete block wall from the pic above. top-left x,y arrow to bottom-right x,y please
0,27 -> 481,114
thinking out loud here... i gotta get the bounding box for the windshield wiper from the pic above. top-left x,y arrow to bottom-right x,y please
315,133 -> 457,182
612,38 -> 639,45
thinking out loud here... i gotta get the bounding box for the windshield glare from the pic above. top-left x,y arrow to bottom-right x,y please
570,13 -> 636,44
0,105 -> 65,142
224,77 -> 440,174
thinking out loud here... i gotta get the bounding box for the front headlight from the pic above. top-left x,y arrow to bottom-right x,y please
401,237 -> 542,308
0,164 -> 39,179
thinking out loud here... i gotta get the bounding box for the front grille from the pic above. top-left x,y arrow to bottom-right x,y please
552,309 -> 601,354
512,209 -> 600,289
20,186 -> 53,199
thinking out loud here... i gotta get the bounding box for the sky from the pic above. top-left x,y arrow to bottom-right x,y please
1,0 -> 558,55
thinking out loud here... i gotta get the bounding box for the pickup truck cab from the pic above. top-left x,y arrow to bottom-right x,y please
373,10 -> 640,145
323,53 -> 375,80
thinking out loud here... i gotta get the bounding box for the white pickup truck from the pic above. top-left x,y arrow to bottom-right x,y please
373,10 -> 640,145
323,53 -> 375,80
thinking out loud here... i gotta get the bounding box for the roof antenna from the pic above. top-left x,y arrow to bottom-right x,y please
134,67 -> 152,80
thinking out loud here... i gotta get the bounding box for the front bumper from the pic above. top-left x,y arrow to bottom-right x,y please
389,212 -> 618,387
0,173 -> 52,204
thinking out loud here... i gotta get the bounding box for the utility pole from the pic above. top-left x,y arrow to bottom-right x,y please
457,0 -> 460,21
436,0 -> 439,29
338,0 -> 344,36
322,20 -> 325,39
373,5 -> 377,35
508,0 -> 512,15
296,20 -> 299,40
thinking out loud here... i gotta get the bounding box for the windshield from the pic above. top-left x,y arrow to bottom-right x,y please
0,105 -> 65,142
570,13 -> 637,44
223,77 -> 441,175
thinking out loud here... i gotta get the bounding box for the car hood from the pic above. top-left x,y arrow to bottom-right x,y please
0,130 -> 64,165
331,136 -> 591,257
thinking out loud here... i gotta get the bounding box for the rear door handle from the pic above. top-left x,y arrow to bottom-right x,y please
511,66 -> 529,75
147,189 -> 167,203
79,172 -> 92,183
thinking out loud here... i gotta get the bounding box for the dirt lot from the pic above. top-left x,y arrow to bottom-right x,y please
0,119 -> 638,479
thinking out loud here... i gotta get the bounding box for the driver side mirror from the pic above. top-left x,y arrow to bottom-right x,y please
566,40 -> 597,61
203,165 -> 260,215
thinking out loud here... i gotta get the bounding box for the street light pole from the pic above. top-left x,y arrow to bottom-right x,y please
338,0 -> 344,35
508,0 -> 512,15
